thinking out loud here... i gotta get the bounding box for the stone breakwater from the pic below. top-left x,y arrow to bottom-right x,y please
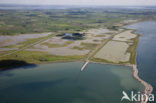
132,65 -> 153,103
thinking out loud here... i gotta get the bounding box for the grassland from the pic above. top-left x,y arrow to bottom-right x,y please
41,41 -> 74,48
126,35 -> 140,64
3,34 -> 53,48
74,43 -> 98,50
94,41 -> 130,63
0,7 -> 156,35
0,50 -> 85,64
92,30 -> 139,64
0,7 -> 156,70
112,30 -> 136,42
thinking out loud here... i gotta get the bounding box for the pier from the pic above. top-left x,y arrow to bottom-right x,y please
81,60 -> 89,71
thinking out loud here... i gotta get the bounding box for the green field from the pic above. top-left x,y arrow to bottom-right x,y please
1,8 -> 156,35
1,7 -> 156,70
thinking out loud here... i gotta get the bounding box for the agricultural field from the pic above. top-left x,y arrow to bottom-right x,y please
112,30 -> 136,42
94,41 -> 130,63
94,30 -> 138,64
0,32 -> 51,47
0,7 -> 156,36
0,7 -> 156,66
0,28 -> 115,63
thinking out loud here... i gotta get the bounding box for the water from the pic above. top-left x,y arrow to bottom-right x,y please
0,62 -> 143,103
125,21 -> 156,102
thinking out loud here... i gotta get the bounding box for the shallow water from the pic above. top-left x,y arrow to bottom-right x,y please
125,21 -> 156,102
0,62 -> 143,103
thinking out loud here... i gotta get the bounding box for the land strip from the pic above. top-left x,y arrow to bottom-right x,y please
86,35 -> 115,60
0,26 -> 153,102
80,34 -> 115,71
0,34 -> 53,58
81,29 -> 153,103
132,64 -> 153,103
81,60 -> 89,71
92,30 -> 138,64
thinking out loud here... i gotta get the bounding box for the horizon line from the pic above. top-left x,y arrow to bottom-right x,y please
0,3 -> 156,7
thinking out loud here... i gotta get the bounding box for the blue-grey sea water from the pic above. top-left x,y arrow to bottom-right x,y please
125,21 -> 156,102
0,62 -> 143,103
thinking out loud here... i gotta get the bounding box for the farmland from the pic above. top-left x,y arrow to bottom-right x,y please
94,41 -> 130,63
0,6 -> 156,67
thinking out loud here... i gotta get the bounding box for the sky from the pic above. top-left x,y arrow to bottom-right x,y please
0,0 -> 156,6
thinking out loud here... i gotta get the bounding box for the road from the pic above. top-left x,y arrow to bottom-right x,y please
80,34 -> 115,71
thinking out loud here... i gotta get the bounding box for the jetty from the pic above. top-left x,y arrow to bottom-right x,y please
81,60 -> 89,71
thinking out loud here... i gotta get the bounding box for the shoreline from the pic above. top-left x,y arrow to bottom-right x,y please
83,22 -> 154,102
89,61 -> 153,103
132,64 -> 153,103
124,21 -> 154,103
0,20 -> 154,102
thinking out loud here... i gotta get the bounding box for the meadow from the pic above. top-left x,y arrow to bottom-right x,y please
0,7 -> 156,35
1,6 -> 156,69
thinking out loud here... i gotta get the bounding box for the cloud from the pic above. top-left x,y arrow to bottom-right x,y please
0,0 -> 156,6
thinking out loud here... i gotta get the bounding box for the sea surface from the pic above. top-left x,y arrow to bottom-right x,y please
125,21 -> 156,102
0,62 -> 143,103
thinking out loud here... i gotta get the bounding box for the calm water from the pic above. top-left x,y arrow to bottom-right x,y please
125,21 -> 156,102
0,62 -> 143,103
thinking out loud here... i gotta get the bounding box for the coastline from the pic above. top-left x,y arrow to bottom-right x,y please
87,23 -> 154,103
124,21 -> 154,103
132,64 -> 153,103
89,60 -> 153,103
0,20 -> 154,102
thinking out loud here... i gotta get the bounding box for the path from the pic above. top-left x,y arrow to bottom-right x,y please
81,60 -> 89,71
80,35 -> 115,71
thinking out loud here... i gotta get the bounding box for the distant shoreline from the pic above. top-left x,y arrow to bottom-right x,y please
124,21 -> 154,103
